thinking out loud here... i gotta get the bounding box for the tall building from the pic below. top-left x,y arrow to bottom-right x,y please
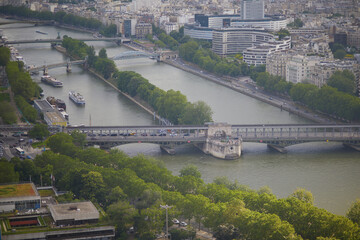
241,0 -> 264,20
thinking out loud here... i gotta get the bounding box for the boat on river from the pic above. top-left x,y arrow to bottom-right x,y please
69,91 -> 85,105
41,74 -> 63,87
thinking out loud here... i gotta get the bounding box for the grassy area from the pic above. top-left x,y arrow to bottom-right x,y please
38,189 -> 55,197
0,93 -> 10,102
0,86 -> 8,91
0,183 -> 36,198
31,141 -> 46,148
38,216 -> 46,226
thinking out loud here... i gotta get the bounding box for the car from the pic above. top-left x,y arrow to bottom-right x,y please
19,138 -> 25,142
150,133 -> 157,136
110,133 -> 118,136
183,133 -> 190,136
88,133 -> 96,137
12,133 -> 20,137
141,133 -> 148,136
159,133 -> 166,136
180,221 -> 187,227
172,218 -> 180,224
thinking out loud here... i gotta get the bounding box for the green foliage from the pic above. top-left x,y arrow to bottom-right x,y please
0,46 -> 10,66
253,70 -> 360,121
0,101 -> 17,124
169,228 -> 196,240
14,95 -> 37,123
7,131 -> 358,239
179,101 -> 213,125
334,49 -> 347,59
290,188 -> 314,205
0,158 -> 19,183
179,41 -> 250,77
29,123 -> 50,140
327,70 -> 356,94
287,18 -> 304,28
276,28 -> 290,40
98,48 -> 107,59
179,164 -> 201,179
106,200 -> 138,235
347,199 -> 360,226
100,24 -> 117,37
113,71 -> 212,124
70,130 -> 87,148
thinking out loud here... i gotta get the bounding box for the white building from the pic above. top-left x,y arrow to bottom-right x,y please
212,27 -> 274,56
286,55 -> 321,84
241,0 -> 264,20
231,17 -> 289,31
243,37 -> 291,66
266,50 -> 295,79
164,22 -> 179,35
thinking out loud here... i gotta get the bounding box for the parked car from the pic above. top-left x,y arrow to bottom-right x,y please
180,221 -> 187,227
184,133 -> 190,136
141,133 -> 148,136
172,218 -> 180,224
159,133 -> 166,136
150,133 -> 157,136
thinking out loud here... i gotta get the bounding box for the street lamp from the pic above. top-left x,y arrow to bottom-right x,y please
160,204 -> 172,239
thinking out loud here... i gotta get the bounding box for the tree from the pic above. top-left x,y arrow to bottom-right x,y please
179,164 -> 201,179
333,49 -> 346,59
0,102 -> 17,124
327,70 -> 356,95
290,188 -> 314,205
106,200 -> 138,236
0,158 -> 19,183
0,46 -> 10,66
179,101 -> 213,125
98,48 -> 107,59
346,199 -> 360,225
80,171 -> 106,202
46,132 -> 79,156
70,130 -> 87,148
28,123 -> 50,140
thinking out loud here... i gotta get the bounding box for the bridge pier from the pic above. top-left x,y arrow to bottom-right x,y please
160,145 -> 176,155
343,143 -> 360,152
267,144 -> 287,153
196,123 -> 242,159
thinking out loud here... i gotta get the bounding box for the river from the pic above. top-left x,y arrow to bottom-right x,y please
2,19 -> 360,215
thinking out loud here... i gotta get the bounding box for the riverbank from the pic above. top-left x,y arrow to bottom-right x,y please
51,42 -> 162,123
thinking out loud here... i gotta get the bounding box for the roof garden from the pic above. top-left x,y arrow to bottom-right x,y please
0,183 -> 37,198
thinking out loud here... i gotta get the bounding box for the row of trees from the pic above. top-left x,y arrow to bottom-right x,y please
4,53 -> 40,123
179,41 -> 256,77
0,47 -> 17,124
253,70 -> 360,121
0,6 -> 117,37
113,71 -> 213,124
61,37 -> 213,125
2,132 -> 360,239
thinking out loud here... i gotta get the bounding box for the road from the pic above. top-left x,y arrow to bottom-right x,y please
0,132 -> 43,160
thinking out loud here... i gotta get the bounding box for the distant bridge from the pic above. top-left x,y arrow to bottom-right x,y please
1,123 -> 359,157
27,50 -> 159,73
111,51 -> 159,60
27,60 -> 85,73
5,37 -> 131,45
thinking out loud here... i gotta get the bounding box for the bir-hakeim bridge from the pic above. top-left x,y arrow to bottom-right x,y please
2,123 -> 360,159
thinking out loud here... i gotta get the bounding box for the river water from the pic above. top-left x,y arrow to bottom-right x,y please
2,19 -> 360,215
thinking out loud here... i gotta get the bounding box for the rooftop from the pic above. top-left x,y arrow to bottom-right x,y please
49,202 -> 99,222
0,183 -> 38,199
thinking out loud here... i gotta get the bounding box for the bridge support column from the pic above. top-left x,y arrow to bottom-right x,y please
196,138 -> 242,159
267,144 -> 287,153
343,143 -> 360,152
160,145 -> 175,155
